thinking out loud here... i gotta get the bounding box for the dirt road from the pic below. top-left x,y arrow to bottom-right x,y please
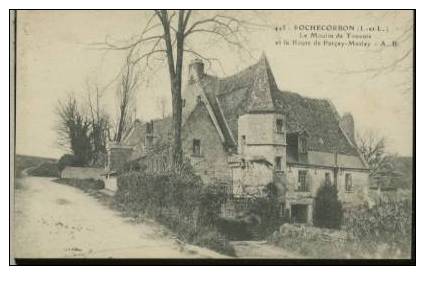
13,176 -> 227,259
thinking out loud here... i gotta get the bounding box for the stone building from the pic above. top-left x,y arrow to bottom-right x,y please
107,54 -> 369,224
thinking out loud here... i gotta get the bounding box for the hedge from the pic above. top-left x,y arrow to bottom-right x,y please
115,170 -> 235,256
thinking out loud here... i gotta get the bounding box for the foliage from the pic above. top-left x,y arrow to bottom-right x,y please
55,178 -> 105,191
342,197 -> 412,258
14,154 -> 57,178
270,198 -> 412,259
55,95 -> 93,166
27,162 -> 59,177
313,183 -> 343,229
86,83 -> 110,161
57,154 -> 80,171
115,170 -> 235,256
269,224 -> 353,259
217,183 -> 281,240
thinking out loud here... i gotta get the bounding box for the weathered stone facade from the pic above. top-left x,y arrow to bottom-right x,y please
107,54 -> 370,225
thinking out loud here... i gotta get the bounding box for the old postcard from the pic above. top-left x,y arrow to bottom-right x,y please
10,10 -> 414,264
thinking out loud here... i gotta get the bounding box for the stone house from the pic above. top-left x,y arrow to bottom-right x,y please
106,54 -> 369,224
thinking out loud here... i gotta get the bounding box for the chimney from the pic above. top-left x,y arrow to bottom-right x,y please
340,113 -> 356,145
188,59 -> 204,82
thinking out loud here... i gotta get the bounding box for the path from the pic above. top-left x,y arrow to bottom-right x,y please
13,176 -> 227,259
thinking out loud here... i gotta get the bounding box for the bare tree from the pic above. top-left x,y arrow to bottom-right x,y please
357,130 -> 393,177
114,58 -> 140,143
93,10 -> 260,165
55,94 -> 92,166
86,82 -> 110,166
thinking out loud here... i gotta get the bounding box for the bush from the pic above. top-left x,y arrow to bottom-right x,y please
343,198 -> 412,258
313,183 -> 343,229
115,170 -> 235,256
216,217 -> 251,240
54,178 -> 105,191
27,162 -> 59,177
269,198 -> 412,259
193,228 -> 236,256
216,183 -> 281,240
57,154 -> 80,171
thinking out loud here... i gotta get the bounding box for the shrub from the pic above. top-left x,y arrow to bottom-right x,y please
27,162 -> 59,177
57,154 -> 80,171
215,183 -> 281,240
115,170 -> 235,255
216,217 -> 251,240
193,228 -> 236,256
313,183 -> 343,229
54,178 -> 105,191
343,198 -> 412,258
269,198 -> 412,259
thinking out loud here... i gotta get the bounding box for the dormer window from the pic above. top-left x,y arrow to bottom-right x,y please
276,119 -> 284,133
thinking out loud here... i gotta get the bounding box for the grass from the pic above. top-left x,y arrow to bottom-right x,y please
54,178 -> 105,191
27,162 -> 59,177
15,154 -> 57,178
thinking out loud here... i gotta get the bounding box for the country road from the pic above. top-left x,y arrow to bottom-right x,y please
13,176 -> 227,259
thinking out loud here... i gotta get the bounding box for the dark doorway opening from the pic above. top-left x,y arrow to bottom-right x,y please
291,204 -> 308,224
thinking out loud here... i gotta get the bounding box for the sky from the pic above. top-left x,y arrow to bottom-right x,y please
15,10 -> 413,158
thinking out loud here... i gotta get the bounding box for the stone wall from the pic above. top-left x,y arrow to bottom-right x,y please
231,160 -> 274,196
238,113 -> 286,167
286,164 -> 369,207
182,102 -> 232,184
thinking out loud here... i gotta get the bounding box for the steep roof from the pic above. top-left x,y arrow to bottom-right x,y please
124,54 -> 362,163
199,54 -> 360,156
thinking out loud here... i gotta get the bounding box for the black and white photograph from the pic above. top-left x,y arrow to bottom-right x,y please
10,9 -> 415,265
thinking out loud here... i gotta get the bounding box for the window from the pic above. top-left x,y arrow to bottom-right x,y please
241,135 -> 246,154
325,172 -> 331,186
276,119 -> 284,133
299,137 -> 307,154
345,173 -> 353,192
192,139 -> 201,156
275,156 -> 282,171
298,170 -> 308,192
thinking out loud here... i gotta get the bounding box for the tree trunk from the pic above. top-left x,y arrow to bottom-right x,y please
160,10 -> 185,166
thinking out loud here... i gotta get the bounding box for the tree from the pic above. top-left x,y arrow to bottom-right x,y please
94,10 -> 258,165
357,130 -> 399,191
55,95 -> 92,166
114,58 -> 140,143
357,130 -> 392,177
86,82 -> 110,166
313,183 -> 343,229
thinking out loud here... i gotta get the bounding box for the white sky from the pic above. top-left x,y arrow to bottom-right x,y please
15,10 -> 413,158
